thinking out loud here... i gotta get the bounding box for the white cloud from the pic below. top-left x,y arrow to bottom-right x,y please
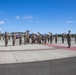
22,16 -> 33,20
15,16 -> 20,20
15,15 -> 34,22
0,21 -> 5,24
66,20 -> 75,24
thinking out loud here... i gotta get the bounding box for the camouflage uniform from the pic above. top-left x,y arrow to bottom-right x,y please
67,31 -> 71,48
31,33 -> 35,44
27,34 -> 29,44
25,33 -> 29,44
19,35 -> 22,45
39,34 -> 42,44
37,33 -> 40,43
37,33 -> 42,44
49,33 -> 52,44
0,33 -> 1,40
24,33 -> 26,44
5,32 -> 8,46
12,32 -> 15,46
75,34 -> 76,44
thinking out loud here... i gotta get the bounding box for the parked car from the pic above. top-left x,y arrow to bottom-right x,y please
15,34 -> 21,39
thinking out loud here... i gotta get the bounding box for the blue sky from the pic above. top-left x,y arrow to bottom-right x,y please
0,0 -> 76,34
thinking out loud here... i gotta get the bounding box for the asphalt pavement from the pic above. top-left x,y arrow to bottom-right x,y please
0,56 -> 76,75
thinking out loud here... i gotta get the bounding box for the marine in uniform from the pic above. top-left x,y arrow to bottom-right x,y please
31,33 -> 35,44
25,32 -> 30,44
39,34 -> 41,44
47,34 -> 49,43
27,33 -> 29,44
5,32 -> 8,46
37,32 -> 40,43
12,32 -> 15,46
19,35 -> 22,45
0,32 -> 1,40
67,30 -> 71,48
49,32 -> 52,44
75,34 -> 76,44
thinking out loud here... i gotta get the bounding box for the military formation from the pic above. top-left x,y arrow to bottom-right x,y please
0,30 -> 75,48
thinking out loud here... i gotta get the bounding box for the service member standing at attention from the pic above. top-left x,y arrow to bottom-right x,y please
27,33 -> 29,44
12,32 -> 15,46
49,32 -> 52,44
37,32 -> 41,44
75,34 -> 76,44
19,35 -> 22,45
37,32 -> 40,43
5,32 -> 8,47
31,33 -> 34,44
47,33 -> 49,43
67,30 -> 71,48
55,33 -> 58,43
0,32 -> 1,40
39,33 -> 42,44
41,35 -> 43,43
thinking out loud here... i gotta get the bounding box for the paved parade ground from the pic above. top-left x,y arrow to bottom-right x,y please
0,37 -> 76,75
